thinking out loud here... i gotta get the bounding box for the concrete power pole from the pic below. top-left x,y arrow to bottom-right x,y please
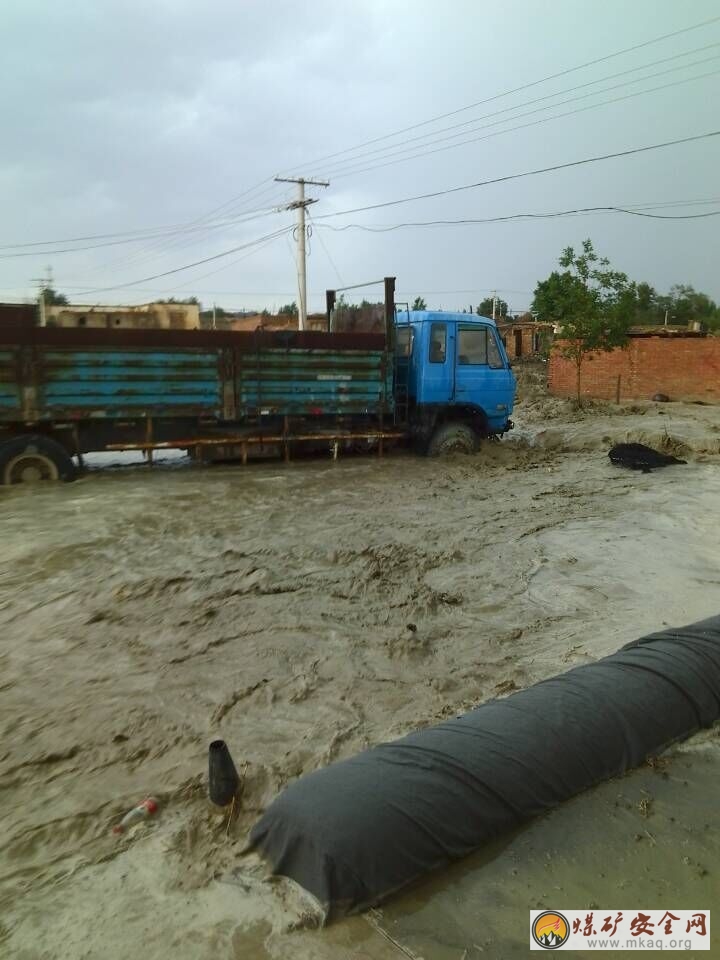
31,265 -> 53,327
275,176 -> 329,330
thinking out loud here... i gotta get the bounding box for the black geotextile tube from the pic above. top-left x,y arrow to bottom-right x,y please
248,615 -> 720,920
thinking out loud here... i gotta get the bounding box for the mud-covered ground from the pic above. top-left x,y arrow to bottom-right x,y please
2,363 -> 719,959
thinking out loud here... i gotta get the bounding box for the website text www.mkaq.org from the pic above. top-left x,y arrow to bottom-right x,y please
529,909 -> 710,951
586,938 -> 693,950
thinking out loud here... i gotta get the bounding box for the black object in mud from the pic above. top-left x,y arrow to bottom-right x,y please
208,740 -> 240,806
248,616 -> 720,920
608,442 -> 686,472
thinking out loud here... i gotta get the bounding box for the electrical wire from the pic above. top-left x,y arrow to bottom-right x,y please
322,53 -> 720,178
0,205 -> 284,258
313,129 -> 720,219
330,67 -> 720,180
0,188 -> 287,252
285,15 -> 720,172
70,225 -> 294,297
307,211 -> 345,288
81,185 -> 294,277
318,206 -> 720,233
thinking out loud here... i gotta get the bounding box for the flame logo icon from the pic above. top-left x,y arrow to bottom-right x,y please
532,911 -> 570,949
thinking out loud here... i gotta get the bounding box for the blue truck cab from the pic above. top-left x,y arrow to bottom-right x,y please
395,310 -> 516,454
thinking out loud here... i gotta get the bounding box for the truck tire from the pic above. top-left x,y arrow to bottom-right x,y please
427,423 -> 479,456
0,434 -> 78,485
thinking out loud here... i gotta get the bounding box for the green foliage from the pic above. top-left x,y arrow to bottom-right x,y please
411,296 -> 427,311
627,282 -> 719,328
659,284 -> 717,327
157,296 -> 199,305
278,301 -> 298,316
476,296 -> 508,318
200,306 -> 225,317
532,239 -> 634,401
41,286 -> 68,306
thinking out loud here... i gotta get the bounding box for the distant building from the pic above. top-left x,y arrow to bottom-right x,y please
45,301 -> 200,330
497,316 -> 554,360
229,313 -> 327,332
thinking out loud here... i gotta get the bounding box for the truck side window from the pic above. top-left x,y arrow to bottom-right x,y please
429,323 -> 446,363
487,330 -> 504,368
396,327 -> 413,357
457,328 -> 487,364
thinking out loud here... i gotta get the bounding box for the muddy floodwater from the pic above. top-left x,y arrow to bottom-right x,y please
2,381 -> 719,958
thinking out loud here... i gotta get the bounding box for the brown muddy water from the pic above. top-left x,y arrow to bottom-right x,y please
1,393 -> 719,959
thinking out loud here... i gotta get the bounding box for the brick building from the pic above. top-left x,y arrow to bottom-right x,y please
548,332 -> 720,402
497,319 -> 554,360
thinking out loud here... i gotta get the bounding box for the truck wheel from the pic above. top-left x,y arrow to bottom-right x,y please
427,423 -> 479,456
0,434 -> 78,485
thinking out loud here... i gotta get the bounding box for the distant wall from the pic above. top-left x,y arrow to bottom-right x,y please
548,335 -> 720,402
46,302 -> 200,330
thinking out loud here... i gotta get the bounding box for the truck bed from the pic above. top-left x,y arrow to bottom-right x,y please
0,325 -> 393,424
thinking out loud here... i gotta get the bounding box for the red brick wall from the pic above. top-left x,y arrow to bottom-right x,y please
548,337 -> 720,402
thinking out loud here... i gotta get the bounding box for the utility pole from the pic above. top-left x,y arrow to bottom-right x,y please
275,176 -> 329,330
31,265 -> 53,327
492,291 -> 498,321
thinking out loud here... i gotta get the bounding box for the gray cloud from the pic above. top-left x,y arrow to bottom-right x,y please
1,0 -> 719,311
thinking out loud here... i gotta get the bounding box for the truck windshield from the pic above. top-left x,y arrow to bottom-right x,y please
458,327 -> 488,364
457,327 -> 505,368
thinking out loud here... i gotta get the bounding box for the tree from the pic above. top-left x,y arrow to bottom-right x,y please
476,296 -> 508,318
664,284 -> 716,326
411,296 -> 427,310
278,301 -> 298,316
532,239 -> 634,402
41,286 -> 68,306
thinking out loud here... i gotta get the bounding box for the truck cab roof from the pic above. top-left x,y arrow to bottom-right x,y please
397,310 -> 497,327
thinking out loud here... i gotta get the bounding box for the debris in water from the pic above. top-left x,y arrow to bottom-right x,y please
607,443 -> 687,473
112,797 -> 158,834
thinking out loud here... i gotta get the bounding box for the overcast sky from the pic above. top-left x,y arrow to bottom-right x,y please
1,0 -> 719,313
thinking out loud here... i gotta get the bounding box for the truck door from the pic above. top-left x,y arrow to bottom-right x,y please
421,320 -> 454,404
453,325 -> 513,430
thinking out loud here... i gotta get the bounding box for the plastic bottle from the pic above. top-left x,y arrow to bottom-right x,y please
113,797 -> 159,834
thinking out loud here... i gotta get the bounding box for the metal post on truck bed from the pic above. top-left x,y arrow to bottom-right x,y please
384,277 -> 396,351
145,418 -> 154,467
326,289 -> 336,332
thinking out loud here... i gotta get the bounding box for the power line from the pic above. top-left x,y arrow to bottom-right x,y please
314,129 -> 720,219
81,188 -> 293,278
0,191 -> 289,252
329,67 -> 720,180
153,230 -> 290,294
318,205 -> 720,233
288,15 -> 720,172
70,226 -> 294,297
307,211 -> 345,288
322,51 -> 720,178
397,288 -> 534,296
0,205 -> 284,258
